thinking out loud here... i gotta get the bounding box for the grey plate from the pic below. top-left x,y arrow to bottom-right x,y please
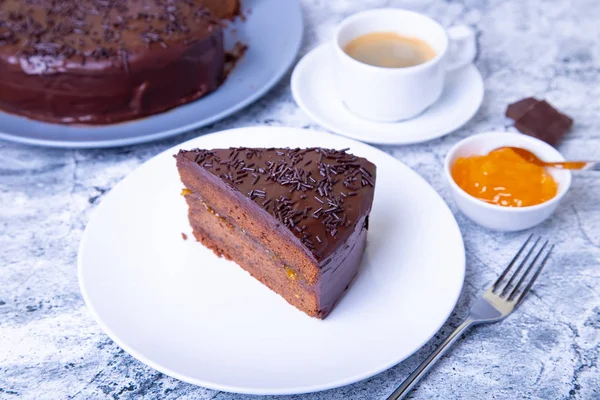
0,0 -> 303,148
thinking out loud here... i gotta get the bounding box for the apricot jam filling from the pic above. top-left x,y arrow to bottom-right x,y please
451,148 -> 558,207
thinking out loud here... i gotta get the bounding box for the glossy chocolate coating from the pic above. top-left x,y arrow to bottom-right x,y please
0,0 -> 226,124
178,147 -> 376,263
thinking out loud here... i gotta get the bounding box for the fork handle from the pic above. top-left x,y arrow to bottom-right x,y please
386,318 -> 475,400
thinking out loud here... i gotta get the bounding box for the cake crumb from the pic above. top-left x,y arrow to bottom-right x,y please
181,233 -> 188,240
224,42 -> 248,77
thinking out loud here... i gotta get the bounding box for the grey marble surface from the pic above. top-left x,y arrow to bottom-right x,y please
1,0 -> 599,399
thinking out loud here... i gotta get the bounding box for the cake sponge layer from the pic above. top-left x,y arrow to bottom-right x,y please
186,193 -> 320,316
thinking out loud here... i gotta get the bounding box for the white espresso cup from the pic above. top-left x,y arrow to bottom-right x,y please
334,9 -> 477,122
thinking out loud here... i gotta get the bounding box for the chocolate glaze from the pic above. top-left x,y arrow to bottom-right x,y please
317,215 -> 368,316
176,147 -> 377,317
178,147 -> 376,261
0,0 -> 235,125
196,0 -> 240,20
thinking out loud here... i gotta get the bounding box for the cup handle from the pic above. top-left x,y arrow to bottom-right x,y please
445,25 -> 477,71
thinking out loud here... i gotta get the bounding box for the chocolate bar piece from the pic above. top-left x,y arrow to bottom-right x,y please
506,98 -> 573,146
506,97 -> 539,121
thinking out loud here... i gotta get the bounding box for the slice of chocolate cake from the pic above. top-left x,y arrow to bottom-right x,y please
176,147 -> 376,319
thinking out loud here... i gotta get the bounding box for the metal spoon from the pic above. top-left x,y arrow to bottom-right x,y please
498,147 -> 599,170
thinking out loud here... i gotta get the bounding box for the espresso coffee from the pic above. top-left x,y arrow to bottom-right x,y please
344,32 -> 436,68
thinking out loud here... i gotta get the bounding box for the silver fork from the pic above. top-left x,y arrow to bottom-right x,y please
387,235 -> 554,400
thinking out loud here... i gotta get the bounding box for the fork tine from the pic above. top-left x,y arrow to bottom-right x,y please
492,234 -> 533,292
514,244 -> 554,305
499,237 -> 541,296
507,240 -> 549,301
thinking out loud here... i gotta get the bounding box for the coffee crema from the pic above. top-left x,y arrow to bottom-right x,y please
343,32 -> 436,68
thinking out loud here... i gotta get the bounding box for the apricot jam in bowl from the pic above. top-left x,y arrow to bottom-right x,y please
444,132 -> 571,231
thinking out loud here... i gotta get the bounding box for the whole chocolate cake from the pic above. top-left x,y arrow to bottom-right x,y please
0,0 -> 239,125
176,147 -> 377,319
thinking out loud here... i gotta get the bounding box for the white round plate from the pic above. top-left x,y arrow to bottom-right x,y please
291,43 -> 484,145
78,127 -> 465,395
0,0 -> 302,149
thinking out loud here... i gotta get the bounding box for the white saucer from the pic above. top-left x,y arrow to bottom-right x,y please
78,127 -> 465,395
291,43 -> 484,145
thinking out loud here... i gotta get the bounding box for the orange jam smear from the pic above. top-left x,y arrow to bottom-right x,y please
451,148 -> 558,207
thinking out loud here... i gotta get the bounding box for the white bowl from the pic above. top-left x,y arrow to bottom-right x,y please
444,132 -> 571,231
